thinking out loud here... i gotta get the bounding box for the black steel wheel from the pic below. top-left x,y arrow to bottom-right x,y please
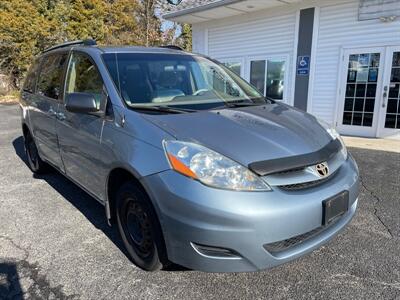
116,181 -> 168,271
124,199 -> 154,258
24,131 -> 49,174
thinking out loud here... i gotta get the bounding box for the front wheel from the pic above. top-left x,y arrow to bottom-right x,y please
24,132 -> 49,174
116,182 -> 168,271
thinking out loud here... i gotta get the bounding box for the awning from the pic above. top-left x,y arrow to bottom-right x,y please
163,0 -> 303,23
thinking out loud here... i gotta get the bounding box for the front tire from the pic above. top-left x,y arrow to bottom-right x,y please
24,131 -> 49,174
116,181 -> 167,271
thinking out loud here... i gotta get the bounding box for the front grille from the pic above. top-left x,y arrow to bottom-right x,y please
275,167 -> 305,175
264,227 -> 324,253
278,178 -> 328,191
263,218 -> 340,254
278,170 -> 337,191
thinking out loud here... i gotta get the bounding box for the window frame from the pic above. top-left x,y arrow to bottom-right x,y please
63,50 -> 109,115
36,51 -> 70,102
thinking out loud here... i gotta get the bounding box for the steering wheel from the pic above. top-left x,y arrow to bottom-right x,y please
193,89 -> 210,96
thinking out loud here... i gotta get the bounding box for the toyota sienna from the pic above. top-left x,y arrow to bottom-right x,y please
20,40 -> 359,272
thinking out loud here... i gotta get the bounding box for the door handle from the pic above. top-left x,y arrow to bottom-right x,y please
56,112 -> 66,121
48,108 -> 57,116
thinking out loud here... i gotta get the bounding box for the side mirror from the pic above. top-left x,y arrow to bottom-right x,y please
65,92 -> 99,114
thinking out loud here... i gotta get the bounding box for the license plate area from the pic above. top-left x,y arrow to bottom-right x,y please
322,191 -> 349,226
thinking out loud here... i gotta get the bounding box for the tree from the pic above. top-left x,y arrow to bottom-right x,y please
103,0 -> 141,45
160,22 -> 192,51
179,23 -> 192,51
64,0 -> 108,41
0,0 -> 143,86
0,0 -> 58,86
136,0 -> 162,46
0,0 -> 193,86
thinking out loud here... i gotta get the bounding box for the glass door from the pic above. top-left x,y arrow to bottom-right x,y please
247,56 -> 288,103
337,48 -> 385,137
377,46 -> 400,138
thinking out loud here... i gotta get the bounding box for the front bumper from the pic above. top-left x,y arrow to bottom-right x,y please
142,155 -> 359,272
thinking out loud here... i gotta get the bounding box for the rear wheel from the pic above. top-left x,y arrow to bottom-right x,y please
116,181 -> 167,271
24,131 -> 49,174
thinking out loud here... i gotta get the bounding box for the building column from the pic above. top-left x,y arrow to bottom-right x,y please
293,7 -> 315,111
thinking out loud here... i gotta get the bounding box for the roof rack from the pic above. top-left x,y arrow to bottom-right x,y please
159,45 -> 184,51
43,39 -> 97,53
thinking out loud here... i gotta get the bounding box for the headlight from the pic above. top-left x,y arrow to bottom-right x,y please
163,140 -> 271,191
317,119 -> 348,159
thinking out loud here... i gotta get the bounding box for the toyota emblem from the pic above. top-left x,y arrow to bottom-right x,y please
315,162 -> 329,177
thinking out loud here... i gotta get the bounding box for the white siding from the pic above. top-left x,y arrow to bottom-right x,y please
207,13 -> 296,58
312,0 -> 400,124
192,25 -> 207,54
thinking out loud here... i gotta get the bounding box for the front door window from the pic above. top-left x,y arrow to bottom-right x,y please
65,52 -> 105,110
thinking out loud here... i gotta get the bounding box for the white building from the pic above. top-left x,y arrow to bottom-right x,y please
163,0 -> 400,138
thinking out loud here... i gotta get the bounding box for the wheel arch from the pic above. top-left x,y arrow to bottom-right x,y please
105,166 -> 162,226
22,123 -> 30,138
105,166 -> 170,264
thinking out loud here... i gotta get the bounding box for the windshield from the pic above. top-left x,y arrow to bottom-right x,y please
102,53 -> 266,110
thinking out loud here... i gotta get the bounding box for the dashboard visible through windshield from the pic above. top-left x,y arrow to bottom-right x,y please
102,52 -> 267,111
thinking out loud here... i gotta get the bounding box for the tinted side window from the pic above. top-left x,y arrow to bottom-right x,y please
37,53 -> 68,100
23,58 -> 42,93
65,52 -> 104,109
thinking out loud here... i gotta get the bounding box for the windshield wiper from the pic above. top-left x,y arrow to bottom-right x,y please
211,101 -> 264,110
131,105 -> 197,114
216,97 -> 274,109
264,96 -> 275,104
225,102 -> 263,108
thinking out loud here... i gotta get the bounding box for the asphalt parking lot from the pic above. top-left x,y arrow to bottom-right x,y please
0,104 -> 399,299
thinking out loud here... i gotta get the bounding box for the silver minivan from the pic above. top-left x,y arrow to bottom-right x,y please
20,40 -> 359,272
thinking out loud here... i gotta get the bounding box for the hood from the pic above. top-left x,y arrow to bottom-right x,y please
143,103 -> 332,168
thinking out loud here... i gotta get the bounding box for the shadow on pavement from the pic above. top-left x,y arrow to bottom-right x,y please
12,136 -> 122,249
12,136 -> 186,272
0,262 -> 23,300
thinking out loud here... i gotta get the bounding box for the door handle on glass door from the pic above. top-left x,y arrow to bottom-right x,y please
382,86 -> 388,108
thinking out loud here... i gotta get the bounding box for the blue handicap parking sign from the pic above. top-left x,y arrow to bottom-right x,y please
297,56 -> 310,76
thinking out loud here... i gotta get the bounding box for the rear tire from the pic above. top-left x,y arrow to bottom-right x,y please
24,131 -> 49,174
116,181 -> 168,271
